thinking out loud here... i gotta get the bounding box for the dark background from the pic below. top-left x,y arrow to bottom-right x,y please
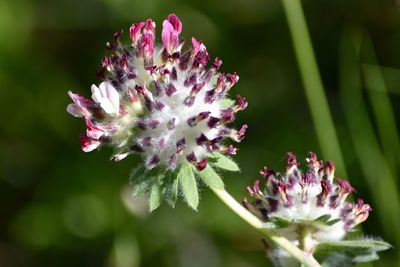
1,0 -> 399,266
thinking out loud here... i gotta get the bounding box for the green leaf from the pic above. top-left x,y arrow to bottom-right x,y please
129,165 -> 146,183
220,98 -> 235,108
316,239 -> 391,253
314,214 -> 341,226
352,253 -> 379,263
271,215 -> 292,228
170,176 -> 179,207
325,218 -> 341,226
209,152 -> 240,172
194,165 -> 224,189
178,162 -> 199,210
130,168 -> 159,199
149,182 -> 163,212
315,238 -> 391,265
131,175 -> 152,199
315,214 -> 331,223
164,173 -> 179,208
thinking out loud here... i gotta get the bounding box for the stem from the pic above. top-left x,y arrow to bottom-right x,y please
298,226 -> 314,256
211,187 -> 321,267
280,0 -> 347,178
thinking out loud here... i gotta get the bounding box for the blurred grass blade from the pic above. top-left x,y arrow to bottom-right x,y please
281,0 -> 347,177
338,27 -> 400,254
372,65 -> 400,96
360,34 -> 400,177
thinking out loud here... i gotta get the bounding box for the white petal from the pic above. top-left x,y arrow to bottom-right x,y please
105,83 -> 120,115
100,101 -> 116,115
91,82 -> 120,115
91,84 -> 102,104
113,152 -> 130,161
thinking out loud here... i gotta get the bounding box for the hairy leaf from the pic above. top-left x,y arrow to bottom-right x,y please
315,238 -> 391,265
149,182 -> 163,212
271,215 -> 292,228
164,173 -> 179,208
209,152 -> 240,172
194,165 -> 224,189
178,162 -> 199,210
130,167 -> 159,199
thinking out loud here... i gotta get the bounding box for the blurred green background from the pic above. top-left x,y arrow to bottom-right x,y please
1,0 -> 399,266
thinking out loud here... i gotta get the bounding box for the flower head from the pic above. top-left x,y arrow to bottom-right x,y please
67,14 -> 247,168
244,152 -> 371,253
67,14 -> 247,209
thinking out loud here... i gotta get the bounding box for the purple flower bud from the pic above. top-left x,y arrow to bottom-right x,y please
140,34 -> 155,60
166,83 -> 177,97
186,151 -> 197,162
162,14 -> 182,54
80,134 -> 101,152
66,91 -> 95,118
176,138 -> 186,154
130,22 -> 145,47
234,95 -> 248,112
147,155 -> 160,166
194,158 -> 207,171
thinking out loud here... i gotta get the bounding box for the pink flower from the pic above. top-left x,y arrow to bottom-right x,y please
162,14 -> 183,54
67,14 -> 247,170
129,22 -> 145,47
80,134 -> 101,152
66,91 -> 95,117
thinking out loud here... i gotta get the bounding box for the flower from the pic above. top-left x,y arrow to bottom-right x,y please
243,152 -> 371,258
66,14 -> 247,208
67,14 -> 247,169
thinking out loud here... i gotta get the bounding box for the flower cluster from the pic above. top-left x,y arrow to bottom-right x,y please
244,152 -> 371,253
67,14 -> 247,171
66,13 -> 390,266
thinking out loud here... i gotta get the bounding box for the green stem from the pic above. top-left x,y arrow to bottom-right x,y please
280,0 -> 347,178
298,226 -> 314,256
211,187 -> 321,267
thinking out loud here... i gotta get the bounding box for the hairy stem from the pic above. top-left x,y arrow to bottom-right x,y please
211,187 -> 321,267
298,226 -> 314,256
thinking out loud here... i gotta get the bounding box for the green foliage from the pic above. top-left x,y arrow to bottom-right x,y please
129,160 -> 229,211
130,166 -> 155,199
178,162 -> 199,211
209,152 -> 240,172
149,178 -> 164,212
270,215 -> 292,228
164,172 -> 179,208
193,164 -> 224,190
314,215 -> 341,226
269,214 -> 341,229
130,167 -> 178,210
315,238 -> 392,266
